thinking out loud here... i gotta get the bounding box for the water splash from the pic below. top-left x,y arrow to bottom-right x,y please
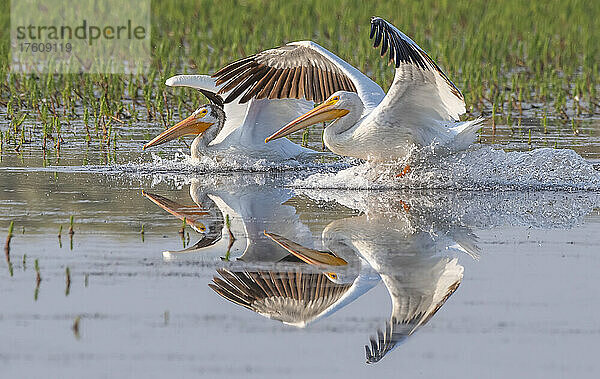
297,189 -> 600,230
109,150 -> 347,176
293,146 -> 600,190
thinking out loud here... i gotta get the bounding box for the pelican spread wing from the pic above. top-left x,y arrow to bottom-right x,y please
213,44 -> 356,103
367,17 -> 466,124
210,268 -> 352,326
212,41 -> 385,111
212,18 -> 463,121
365,257 -> 463,363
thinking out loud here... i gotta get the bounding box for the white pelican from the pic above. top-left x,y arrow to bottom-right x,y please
143,77 -> 318,160
223,17 -> 484,173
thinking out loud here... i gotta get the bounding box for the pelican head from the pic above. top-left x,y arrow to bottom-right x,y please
143,104 -> 225,150
265,91 -> 361,142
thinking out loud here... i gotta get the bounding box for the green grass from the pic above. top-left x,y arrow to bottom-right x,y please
0,0 -> 598,153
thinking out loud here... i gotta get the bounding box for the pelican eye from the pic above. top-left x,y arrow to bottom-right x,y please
328,273 -> 337,280
331,96 -> 340,102
193,108 -> 208,118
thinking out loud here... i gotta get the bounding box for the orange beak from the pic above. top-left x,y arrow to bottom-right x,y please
143,115 -> 213,150
264,231 -> 347,266
265,101 -> 349,143
142,190 -> 208,233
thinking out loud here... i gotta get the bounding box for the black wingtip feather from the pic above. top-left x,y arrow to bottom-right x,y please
373,27 -> 382,48
380,30 -> 388,56
368,16 -> 463,100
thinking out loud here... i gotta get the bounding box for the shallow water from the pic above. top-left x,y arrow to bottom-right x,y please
1,117 -> 600,378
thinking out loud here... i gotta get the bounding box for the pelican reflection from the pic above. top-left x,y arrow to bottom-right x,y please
142,177 -> 320,261
210,192 -> 475,363
143,183 -> 600,364
143,190 -> 224,252
320,199 -> 473,363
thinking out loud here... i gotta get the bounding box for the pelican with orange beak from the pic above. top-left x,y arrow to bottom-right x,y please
144,76 -> 316,160
143,102 -> 226,159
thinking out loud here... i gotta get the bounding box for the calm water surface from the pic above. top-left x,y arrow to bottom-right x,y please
1,117 -> 600,378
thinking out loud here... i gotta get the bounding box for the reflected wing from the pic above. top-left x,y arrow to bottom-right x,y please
366,258 -> 463,363
367,17 -> 466,126
209,268 -> 352,327
212,41 -> 385,109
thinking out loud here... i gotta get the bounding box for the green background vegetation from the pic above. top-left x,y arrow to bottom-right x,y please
0,0 -> 598,155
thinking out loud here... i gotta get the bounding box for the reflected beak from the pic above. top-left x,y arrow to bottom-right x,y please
265,102 -> 349,142
162,235 -> 222,259
142,190 -> 208,233
264,231 -> 347,266
143,115 -> 213,150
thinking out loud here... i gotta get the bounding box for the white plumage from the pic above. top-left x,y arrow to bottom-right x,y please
148,17 -> 483,169
159,75 -> 316,160
262,17 -> 484,163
